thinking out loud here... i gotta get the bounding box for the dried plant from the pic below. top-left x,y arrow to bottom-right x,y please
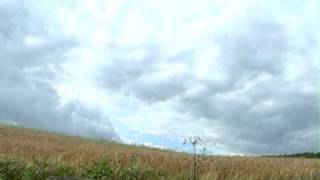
183,136 -> 205,180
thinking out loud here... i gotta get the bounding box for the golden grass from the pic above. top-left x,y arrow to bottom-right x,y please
0,124 -> 319,179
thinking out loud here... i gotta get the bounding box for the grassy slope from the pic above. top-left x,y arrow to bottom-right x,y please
0,123 -> 320,179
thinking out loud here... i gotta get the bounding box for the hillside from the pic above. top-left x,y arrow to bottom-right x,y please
0,124 -> 319,179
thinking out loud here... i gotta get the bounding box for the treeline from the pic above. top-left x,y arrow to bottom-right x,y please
263,152 -> 320,159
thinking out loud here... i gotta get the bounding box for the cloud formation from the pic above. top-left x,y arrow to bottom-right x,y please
0,0 -> 319,154
0,0 -> 119,140
94,0 -> 319,154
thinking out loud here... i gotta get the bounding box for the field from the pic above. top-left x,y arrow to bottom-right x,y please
0,124 -> 319,180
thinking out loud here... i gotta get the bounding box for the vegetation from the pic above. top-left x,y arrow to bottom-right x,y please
0,157 -> 165,180
0,124 -> 320,179
183,136 -> 207,180
0,158 -> 78,180
264,152 -> 320,159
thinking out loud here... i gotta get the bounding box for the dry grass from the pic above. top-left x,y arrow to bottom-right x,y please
0,124 -> 319,179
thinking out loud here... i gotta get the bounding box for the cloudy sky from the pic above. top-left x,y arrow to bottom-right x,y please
0,0 -> 319,155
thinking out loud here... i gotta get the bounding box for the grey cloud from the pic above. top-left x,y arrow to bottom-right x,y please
219,21 -> 288,74
178,18 -> 318,154
97,9 -> 318,154
99,45 -> 190,102
0,0 -> 119,140
0,80 -> 118,140
128,74 -> 187,103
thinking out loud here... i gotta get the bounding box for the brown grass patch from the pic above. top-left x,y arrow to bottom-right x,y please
0,124 -> 319,179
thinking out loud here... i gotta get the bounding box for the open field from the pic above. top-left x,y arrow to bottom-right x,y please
0,124 -> 319,179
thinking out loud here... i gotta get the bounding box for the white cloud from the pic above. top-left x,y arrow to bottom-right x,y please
1,0 -> 319,154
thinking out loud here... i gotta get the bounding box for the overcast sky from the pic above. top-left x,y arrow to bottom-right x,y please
0,0 -> 319,155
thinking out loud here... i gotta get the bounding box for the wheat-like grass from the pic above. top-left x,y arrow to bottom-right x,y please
0,124 -> 319,179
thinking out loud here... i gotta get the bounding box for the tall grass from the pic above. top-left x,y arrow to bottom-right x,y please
0,124 -> 320,179
0,157 -> 165,180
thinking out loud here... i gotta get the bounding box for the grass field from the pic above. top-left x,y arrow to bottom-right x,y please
0,123 -> 319,179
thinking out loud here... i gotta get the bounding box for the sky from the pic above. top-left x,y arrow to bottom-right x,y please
0,0 -> 319,155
